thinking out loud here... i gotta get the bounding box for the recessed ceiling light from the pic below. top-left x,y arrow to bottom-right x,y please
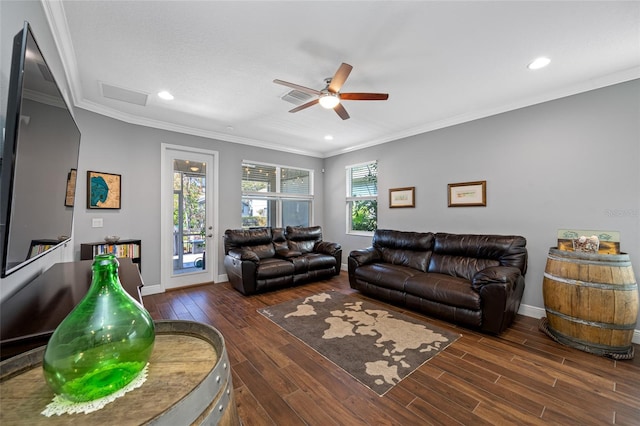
324,135 -> 334,141
157,90 -> 174,100
528,57 -> 551,70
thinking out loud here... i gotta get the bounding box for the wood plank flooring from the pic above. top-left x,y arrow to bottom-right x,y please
142,273 -> 640,425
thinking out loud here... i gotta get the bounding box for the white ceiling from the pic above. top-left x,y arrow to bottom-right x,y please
44,1 -> 640,158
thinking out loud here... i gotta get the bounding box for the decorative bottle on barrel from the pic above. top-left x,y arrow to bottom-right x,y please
43,254 -> 155,402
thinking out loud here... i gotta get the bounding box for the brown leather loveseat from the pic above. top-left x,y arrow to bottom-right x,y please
224,226 -> 342,295
348,229 -> 527,334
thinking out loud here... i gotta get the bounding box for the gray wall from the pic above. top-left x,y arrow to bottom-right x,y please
73,109 -> 324,288
323,80 -> 640,327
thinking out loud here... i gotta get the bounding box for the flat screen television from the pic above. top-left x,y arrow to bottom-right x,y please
0,22 -> 81,278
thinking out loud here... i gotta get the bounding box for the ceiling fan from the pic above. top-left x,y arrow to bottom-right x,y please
273,63 -> 389,120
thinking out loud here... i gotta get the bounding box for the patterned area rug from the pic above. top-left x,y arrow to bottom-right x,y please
258,291 -> 460,396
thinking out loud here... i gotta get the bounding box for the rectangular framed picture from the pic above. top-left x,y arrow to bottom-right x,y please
389,187 -> 415,208
448,181 -> 486,207
64,169 -> 77,207
87,171 -> 121,209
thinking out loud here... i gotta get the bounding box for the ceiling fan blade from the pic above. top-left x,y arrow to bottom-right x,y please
288,98 -> 319,113
334,103 -> 350,120
340,93 -> 389,101
328,63 -> 353,93
273,79 -> 322,96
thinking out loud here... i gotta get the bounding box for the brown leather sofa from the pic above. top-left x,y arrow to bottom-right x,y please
224,226 -> 342,295
348,229 -> 528,334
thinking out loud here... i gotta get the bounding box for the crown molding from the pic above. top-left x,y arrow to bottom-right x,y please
41,0 -> 82,108
75,99 -> 323,158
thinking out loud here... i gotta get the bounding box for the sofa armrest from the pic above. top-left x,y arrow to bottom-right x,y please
471,266 -> 522,291
472,266 -> 525,334
228,248 -> 260,263
314,241 -> 342,256
349,247 -> 381,266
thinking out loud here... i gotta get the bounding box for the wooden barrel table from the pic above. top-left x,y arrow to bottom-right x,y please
540,247 -> 638,359
0,320 -> 240,425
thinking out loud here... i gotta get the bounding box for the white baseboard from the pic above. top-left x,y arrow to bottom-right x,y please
518,303 -> 546,319
140,284 -> 163,296
139,273 -> 229,297
519,303 -> 640,345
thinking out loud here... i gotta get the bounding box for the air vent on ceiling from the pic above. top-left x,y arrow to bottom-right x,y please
281,89 -> 313,105
100,82 -> 148,106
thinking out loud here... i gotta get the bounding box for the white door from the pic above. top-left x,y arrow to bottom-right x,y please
161,144 -> 218,289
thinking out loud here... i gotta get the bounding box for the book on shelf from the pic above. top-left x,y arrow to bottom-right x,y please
92,243 -> 140,259
28,244 -> 55,259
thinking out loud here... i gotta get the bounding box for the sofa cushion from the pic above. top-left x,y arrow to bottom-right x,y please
224,228 -> 276,259
272,227 -> 288,251
354,263 -> 422,292
405,294 -> 483,328
256,257 -> 294,279
405,273 -> 481,311
373,229 -> 434,272
286,225 -> 323,254
428,254 -> 500,282
250,243 -> 276,259
286,225 -> 323,239
291,253 -> 336,273
288,239 -> 315,254
433,233 -> 528,274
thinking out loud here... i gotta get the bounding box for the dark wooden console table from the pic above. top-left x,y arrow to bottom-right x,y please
0,259 -> 144,360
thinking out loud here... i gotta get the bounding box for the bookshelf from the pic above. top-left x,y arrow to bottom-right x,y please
80,239 -> 142,271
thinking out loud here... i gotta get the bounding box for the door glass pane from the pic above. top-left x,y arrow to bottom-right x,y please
173,159 -> 206,274
282,199 -> 310,227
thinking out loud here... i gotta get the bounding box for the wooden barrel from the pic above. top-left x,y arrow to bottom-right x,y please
0,320 -> 240,425
541,248 -> 638,359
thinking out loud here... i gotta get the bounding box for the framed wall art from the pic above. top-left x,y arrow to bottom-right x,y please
87,171 -> 121,209
389,187 -> 415,208
448,180 -> 486,207
64,169 -> 77,207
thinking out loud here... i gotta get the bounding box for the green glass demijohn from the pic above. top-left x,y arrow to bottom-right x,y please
43,254 -> 155,402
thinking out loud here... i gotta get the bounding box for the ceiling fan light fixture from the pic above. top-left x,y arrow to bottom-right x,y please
319,93 -> 340,109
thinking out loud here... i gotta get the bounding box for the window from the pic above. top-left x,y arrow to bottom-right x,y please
242,162 -> 313,228
346,161 -> 377,234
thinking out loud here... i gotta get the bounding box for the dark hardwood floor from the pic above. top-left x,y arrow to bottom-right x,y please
143,273 -> 640,425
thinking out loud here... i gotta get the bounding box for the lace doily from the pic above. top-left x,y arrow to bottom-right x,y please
41,364 -> 149,417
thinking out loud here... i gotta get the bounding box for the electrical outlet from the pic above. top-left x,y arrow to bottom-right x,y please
92,218 -> 103,228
